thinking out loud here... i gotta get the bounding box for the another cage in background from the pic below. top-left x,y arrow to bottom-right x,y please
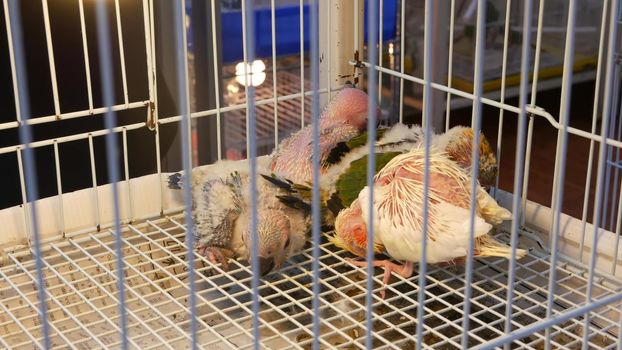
0,0 -> 621,349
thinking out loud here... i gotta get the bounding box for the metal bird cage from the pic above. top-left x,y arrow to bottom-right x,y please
0,0 -> 621,349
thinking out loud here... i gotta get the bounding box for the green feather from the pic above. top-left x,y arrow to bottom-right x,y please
345,127 -> 389,150
323,127 -> 390,167
333,151 -> 402,210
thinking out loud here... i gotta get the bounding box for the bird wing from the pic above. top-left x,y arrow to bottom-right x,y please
323,127 -> 391,166
369,149 -> 495,255
368,174 -> 492,263
193,171 -> 243,249
476,187 -> 512,225
328,152 -> 402,216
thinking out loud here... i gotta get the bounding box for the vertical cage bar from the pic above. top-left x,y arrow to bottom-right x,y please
607,100 -> 622,230
549,0 -> 577,231
53,141 -> 65,236
299,0 -> 305,128
416,0 -> 434,348
326,0 -> 331,95
142,0 -> 155,119
504,0 -> 533,349
492,0 -> 512,199
41,0 -> 61,117
520,117 -> 534,225
529,0 -> 546,106
94,0 -> 128,347
146,0 -> 164,215
600,94 -> 618,231
88,134 -> 102,229
3,0 -> 20,122
429,2 -> 448,132
270,0 -> 279,151
461,1 -> 486,348
140,0 -> 162,213
16,150 -> 32,253
520,0 -> 546,225
377,0 -> 383,105
172,0 -> 198,347
241,0 -> 250,156
398,0 -> 405,124
544,1 -> 576,348
241,0 -> 261,348
114,0 -> 129,106
6,0 -> 51,347
583,1 -> 620,348
612,97 -> 622,275
122,128 -> 133,221
78,0 -> 94,112
579,0 -> 610,262
444,0 -> 456,132
354,0 -> 359,55
309,1 -> 321,348
605,70 -> 622,234
366,0 -> 379,348
210,0 -> 223,159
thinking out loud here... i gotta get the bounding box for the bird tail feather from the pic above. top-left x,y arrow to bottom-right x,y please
261,173 -> 336,222
168,172 -> 184,190
474,234 -> 527,259
477,189 -> 512,225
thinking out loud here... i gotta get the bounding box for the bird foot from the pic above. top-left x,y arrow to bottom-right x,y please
438,257 -> 466,267
197,246 -> 234,273
346,258 -> 414,299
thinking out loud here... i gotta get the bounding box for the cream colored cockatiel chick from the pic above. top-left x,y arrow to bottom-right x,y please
168,159 -> 309,276
333,146 -> 525,298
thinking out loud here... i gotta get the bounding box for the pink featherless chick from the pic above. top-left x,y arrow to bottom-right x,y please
269,86 -> 374,184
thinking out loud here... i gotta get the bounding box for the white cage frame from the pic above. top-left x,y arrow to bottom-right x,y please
1,0 -> 622,349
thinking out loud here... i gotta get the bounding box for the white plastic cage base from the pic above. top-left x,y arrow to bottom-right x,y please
0,211 -> 620,350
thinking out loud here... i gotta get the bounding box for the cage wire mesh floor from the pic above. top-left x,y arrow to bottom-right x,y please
0,211 -> 620,349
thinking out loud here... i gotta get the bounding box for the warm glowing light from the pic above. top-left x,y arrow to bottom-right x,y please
234,59 -> 266,87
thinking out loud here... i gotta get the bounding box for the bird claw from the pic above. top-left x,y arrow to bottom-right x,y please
197,246 -> 234,273
345,258 -> 414,300
438,257 -> 466,267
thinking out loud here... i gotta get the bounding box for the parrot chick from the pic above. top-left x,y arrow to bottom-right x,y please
168,159 -> 309,276
267,123 -> 499,228
269,86 -> 373,184
436,126 -> 498,188
332,146 -> 525,298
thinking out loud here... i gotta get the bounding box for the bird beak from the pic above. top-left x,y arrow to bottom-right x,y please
258,257 -> 275,276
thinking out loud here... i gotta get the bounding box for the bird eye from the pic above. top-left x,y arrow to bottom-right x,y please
284,237 -> 291,248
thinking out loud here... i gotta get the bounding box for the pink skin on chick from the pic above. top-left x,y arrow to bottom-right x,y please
334,200 -> 414,299
270,87 -> 377,184
320,87 -> 370,129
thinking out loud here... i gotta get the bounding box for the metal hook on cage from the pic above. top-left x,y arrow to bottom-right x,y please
146,100 -> 157,131
519,103 -> 546,227
351,50 -> 365,87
